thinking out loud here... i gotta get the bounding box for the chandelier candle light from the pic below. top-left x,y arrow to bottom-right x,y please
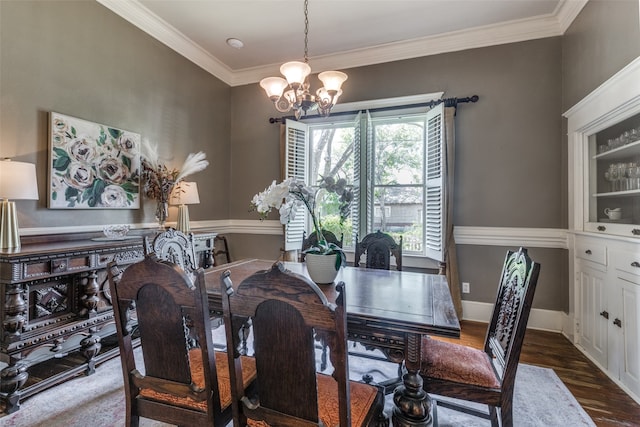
260,0 -> 347,119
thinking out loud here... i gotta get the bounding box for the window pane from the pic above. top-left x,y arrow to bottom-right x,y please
373,120 -> 424,185
309,126 -> 355,184
309,125 -> 356,248
373,185 -> 423,254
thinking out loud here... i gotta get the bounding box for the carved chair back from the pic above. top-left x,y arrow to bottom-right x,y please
108,255 -> 228,427
299,229 -> 344,262
220,262 -> 386,426
354,230 -> 403,271
146,228 -> 198,275
485,247 -> 541,390
420,247 -> 540,427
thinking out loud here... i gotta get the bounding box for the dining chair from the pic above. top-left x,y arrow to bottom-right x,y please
213,234 -> 232,266
354,230 -> 403,271
145,228 -> 198,275
420,247 -> 541,427
107,255 -> 256,427
299,229 -> 344,262
352,230 -> 404,391
146,228 -> 223,335
220,262 -> 388,426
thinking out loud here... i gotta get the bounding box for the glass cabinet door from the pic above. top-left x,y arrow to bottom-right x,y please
588,112 -> 640,228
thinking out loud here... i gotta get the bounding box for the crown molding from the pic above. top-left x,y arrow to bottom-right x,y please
97,0 -> 586,87
555,0 -> 589,34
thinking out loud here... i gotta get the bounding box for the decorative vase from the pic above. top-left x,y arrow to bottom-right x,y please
155,201 -> 169,230
305,253 -> 340,285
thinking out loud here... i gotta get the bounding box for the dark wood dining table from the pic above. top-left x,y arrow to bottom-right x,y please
204,259 -> 460,426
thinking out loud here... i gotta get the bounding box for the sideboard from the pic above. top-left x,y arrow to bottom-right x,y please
0,229 -> 217,413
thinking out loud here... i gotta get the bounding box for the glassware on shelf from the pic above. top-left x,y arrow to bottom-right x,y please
604,162 -> 640,192
597,126 -> 640,155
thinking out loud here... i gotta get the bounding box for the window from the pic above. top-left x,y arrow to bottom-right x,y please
284,103 -> 445,262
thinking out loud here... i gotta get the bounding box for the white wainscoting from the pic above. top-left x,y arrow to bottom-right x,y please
462,300 -> 572,335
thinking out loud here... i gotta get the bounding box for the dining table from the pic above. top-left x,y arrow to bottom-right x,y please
204,259 -> 461,426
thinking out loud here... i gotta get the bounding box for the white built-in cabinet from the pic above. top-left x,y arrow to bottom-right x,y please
574,235 -> 640,398
565,56 -> 640,404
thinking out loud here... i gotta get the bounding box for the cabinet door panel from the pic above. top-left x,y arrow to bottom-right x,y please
619,278 -> 640,396
578,265 -> 608,366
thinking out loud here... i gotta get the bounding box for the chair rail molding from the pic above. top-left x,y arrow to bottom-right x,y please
453,226 -> 568,249
23,223 -> 568,249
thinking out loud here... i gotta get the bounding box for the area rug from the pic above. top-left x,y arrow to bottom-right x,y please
1,341 -> 595,427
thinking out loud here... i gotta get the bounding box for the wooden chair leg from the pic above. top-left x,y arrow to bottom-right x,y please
500,401 -> 513,427
489,406 -> 499,427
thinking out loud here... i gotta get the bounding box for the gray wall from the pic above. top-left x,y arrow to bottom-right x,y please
0,0 -> 231,227
562,0 -> 640,111
228,0 -> 640,314
230,37 -> 568,311
2,0 -> 639,315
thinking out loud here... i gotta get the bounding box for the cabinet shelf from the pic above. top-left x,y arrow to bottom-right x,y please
593,139 -> 640,161
593,189 -> 640,197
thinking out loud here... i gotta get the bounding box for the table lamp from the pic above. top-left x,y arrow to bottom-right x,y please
0,159 -> 39,250
169,181 -> 200,233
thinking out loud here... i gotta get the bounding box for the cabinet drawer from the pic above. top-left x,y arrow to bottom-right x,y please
575,239 -> 607,266
611,249 -> 640,283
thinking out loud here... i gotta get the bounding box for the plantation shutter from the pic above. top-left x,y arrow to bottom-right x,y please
351,111 -> 362,244
364,110 -> 374,235
424,103 -> 446,262
284,119 -> 308,251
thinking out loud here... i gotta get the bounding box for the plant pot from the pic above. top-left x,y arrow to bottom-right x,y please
305,253 -> 340,284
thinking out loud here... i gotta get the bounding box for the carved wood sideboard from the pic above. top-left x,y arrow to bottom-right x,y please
0,230 -> 217,413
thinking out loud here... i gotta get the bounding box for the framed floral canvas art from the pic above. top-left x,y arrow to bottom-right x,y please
48,112 -> 141,209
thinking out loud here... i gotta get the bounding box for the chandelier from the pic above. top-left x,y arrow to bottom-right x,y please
259,0 -> 347,119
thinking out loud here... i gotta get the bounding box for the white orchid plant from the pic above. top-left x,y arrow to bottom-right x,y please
251,176 -> 353,270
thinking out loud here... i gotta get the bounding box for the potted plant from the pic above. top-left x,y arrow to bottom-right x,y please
250,176 -> 352,283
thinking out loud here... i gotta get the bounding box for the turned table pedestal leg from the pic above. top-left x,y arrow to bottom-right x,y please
391,333 -> 433,427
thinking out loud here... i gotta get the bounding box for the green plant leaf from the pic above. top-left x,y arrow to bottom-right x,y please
120,181 -> 139,193
108,128 -> 122,139
53,155 -> 71,171
65,186 -> 78,201
122,155 -> 131,170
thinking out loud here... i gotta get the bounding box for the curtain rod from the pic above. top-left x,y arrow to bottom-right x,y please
268,95 -> 479,124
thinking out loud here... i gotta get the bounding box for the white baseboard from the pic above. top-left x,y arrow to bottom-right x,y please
461,300 -> 570,333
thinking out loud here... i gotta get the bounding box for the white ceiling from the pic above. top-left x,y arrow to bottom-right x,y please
97,0 -> 588,86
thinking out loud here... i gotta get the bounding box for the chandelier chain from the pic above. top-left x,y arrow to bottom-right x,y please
259,0 -> 346,118
303,0 -> 309,63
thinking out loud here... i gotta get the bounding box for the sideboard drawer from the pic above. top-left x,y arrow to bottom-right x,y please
24,256 -> 91,279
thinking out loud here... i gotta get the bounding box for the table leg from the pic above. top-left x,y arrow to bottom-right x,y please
391,333 -> 433,426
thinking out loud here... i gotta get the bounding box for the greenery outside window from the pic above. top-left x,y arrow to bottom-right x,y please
284,102 -> 445,262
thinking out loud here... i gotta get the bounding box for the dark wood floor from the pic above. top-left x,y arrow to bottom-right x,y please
437,321 -> 640,427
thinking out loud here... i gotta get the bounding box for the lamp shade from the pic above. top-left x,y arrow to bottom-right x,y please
260,77 -> 288,99
169,181 -> 200,205
0,159 -> 39,200
318,71 -> 348,92
280,61 -> 311,86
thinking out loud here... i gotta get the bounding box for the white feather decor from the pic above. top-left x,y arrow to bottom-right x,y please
140,138 -> 160,171
176,151 -> 209,182
140,145 -> 208,209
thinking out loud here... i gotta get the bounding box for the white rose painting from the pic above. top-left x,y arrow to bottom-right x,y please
48,112 -> 141,209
